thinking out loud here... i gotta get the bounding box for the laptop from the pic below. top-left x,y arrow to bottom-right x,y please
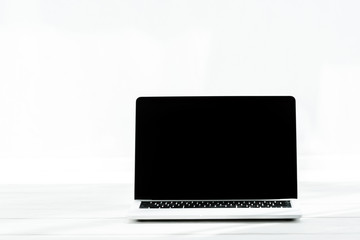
128,96 -> 302,220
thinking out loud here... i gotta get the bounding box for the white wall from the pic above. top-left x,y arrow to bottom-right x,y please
1,0 -> 360,183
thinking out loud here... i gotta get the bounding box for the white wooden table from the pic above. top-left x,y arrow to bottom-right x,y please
1,182 -> 360,239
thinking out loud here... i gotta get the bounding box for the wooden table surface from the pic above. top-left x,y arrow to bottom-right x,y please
1,182 -> 360,239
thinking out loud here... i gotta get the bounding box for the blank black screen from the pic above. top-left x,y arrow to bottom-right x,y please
135,96 -> 297,200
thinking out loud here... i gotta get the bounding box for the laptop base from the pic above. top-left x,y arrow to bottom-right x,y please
128,200 -> 302,220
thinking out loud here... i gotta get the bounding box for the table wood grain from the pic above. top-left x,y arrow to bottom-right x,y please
1,182 -> 359,239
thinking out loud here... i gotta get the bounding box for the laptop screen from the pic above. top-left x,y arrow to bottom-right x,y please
135,96 -> 297,200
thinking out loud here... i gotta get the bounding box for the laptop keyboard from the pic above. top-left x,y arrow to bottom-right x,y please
140,200 -> 291,209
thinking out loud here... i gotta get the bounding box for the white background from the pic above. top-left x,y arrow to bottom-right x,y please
1,0 -> 360,184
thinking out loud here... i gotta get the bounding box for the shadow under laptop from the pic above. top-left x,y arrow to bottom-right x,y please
134,219 -> 300,223
129,218 -> 302,236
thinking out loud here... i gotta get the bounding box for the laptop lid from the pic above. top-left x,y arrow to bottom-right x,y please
135,96 -> 297,200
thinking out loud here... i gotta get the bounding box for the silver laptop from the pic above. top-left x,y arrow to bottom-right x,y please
128,96 -> 301,220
